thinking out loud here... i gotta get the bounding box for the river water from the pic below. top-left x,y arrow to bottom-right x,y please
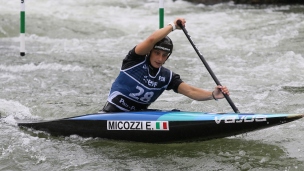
1,0 -> 304,170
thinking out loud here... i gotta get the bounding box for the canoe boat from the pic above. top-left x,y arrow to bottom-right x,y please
18,110 -> 303,143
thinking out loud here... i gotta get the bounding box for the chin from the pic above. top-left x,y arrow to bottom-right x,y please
152,63 -> 161,68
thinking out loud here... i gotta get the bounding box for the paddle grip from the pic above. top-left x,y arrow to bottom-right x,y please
177,20 -> 183,29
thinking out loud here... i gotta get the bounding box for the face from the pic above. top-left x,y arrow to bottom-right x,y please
149,49 -> 169,68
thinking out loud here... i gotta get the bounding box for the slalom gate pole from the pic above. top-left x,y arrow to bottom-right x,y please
20,0 -> 25,56
159,0 -> 164,28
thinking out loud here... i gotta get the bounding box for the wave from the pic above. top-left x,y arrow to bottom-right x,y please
0,62 -> 85,73
0,99 -> 38,125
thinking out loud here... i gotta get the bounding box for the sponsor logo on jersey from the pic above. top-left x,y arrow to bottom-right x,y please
107,121 -> 169,131
143,78 -> 158,87
159,76 -> 165,82
119,98 -> 136,110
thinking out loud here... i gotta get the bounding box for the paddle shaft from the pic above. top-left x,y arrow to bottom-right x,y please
177,20 -> 240,113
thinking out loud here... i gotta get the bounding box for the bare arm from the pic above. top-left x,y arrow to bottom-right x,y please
177,82 -> 229,101
135,18 -> 186,56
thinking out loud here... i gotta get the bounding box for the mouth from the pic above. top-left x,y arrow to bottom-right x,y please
154,62 -> 162,67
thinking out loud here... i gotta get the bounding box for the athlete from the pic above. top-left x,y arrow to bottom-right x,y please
102,17 -> 230,112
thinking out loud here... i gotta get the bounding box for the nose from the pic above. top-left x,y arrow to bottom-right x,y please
155,53 -> 163,61
159,54 -> 164,60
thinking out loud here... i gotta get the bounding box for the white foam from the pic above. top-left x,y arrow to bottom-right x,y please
0,62 -> 85,73
0,99 -> 37,125
0,73 -> 19,83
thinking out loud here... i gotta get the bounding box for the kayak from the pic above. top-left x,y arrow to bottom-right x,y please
18,110 -> 303,143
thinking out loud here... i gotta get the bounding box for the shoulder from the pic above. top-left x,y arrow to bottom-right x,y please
171,72 -> 182,83
167,71 -> 183,93
125,46 -> 146,60
122,46 -> 146,69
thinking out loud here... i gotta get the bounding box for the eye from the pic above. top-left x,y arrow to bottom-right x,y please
162,53 -> 169,57
154,50 -> 161,55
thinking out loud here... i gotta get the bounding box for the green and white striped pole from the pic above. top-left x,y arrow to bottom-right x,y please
20,0 -> 25,56
159,0 -> 164,29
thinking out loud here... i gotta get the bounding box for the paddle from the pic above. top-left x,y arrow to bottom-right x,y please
177,20 -> 240,113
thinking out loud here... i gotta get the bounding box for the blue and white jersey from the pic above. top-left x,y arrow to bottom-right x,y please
108,57 -> 172,111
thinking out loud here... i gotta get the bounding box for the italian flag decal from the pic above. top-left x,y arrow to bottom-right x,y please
156,121 -> 168,130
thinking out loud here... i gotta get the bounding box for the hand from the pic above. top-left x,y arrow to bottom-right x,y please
213,85 -> 229,100
174,18 -> 186,30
